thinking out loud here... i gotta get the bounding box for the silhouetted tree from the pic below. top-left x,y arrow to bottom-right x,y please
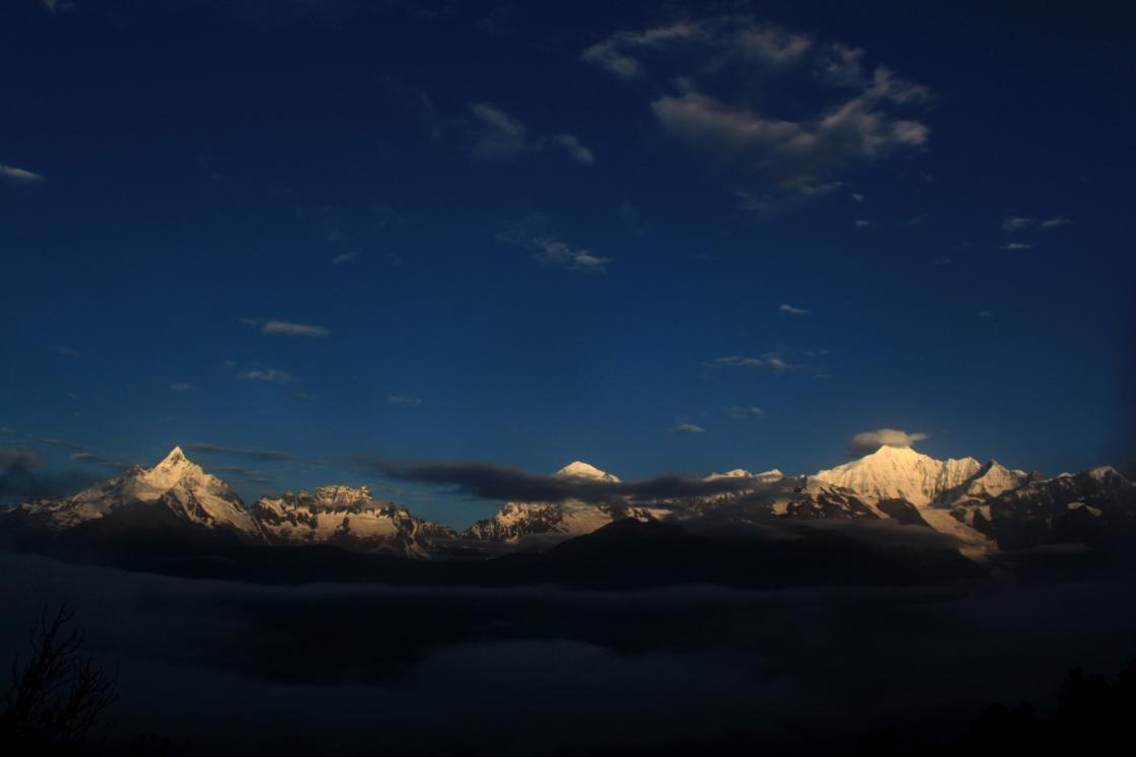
1,606 -> 117,754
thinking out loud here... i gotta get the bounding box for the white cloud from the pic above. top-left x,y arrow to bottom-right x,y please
239,369 -> 292,384
332,250 -> 358,265
852,193 -> 865,202
779,303 -> 810,316
1040,216 -> 1071,229
849,428 -> 928,453
854,219 -> 871,228
1,164 -> 45,183
1001,216 -> 1035,232
386,394 -> 422,406
671,423 -> 706,434
1002,242 -> 1032,251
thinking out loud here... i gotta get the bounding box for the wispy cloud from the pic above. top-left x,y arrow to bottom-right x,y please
386,394 -> 422,406
1002,216 -> 1071,232
331,250 -> 358,265
779,303 -> 810,316
239,368 -> 292,384
212,465 -> 275,485
709,354 -> 790,370
671,423 -> 705,434
185,443 -> 303,464
170,382 -> 192,392
849,428 -> 928,454
52,346 -> 81,359
725,405 -> 765,420
498,223 -> 612,274
1,164 -> 46,183
469,102 -> 596,166
583,18 -> 931,201
551,134 -> 596,166
854,219 -> 871,228
241,318 -> 330,337
39,0 -> 76,14
1002,242 -> 1032,251
70,451 -> 133,471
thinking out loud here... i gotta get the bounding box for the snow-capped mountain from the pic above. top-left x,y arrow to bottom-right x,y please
12,446 -> 262,538
812,445 -> 984,507
251,485 -> 456,558
464,461 -> 626,544
3,444 -> 1133,566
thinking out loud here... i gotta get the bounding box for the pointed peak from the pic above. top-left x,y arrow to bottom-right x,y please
556,460 -> 619,482
160,446 -> 189,465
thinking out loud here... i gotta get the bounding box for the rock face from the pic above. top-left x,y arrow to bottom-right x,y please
13,446 -> 262,538
250,485 -> 455,558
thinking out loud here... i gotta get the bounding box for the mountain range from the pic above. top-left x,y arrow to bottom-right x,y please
3,445 -> 1134,570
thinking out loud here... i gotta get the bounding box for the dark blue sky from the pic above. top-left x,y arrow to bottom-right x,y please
2,0 -> 1133,526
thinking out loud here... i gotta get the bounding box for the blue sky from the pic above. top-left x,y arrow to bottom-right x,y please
2,0 -> 1134,526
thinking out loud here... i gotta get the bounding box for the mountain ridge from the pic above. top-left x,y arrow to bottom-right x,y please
4,445 -> 1134,564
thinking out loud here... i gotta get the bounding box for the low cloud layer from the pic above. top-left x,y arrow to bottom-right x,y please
849,428 -> 928,454
0,446 -> 92,503
359,459 -> 759,505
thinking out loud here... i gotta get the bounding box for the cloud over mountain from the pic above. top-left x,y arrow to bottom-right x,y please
360,458 -> 758,505
849,428 -> 928,454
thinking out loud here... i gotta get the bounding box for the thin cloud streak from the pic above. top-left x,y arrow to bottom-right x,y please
185,443 -> 303,463
0,164 -> 45,183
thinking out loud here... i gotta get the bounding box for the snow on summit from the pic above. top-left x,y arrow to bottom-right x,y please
556,460 -> 620,482
812,445 -> 982,507
17,445 -> 262,536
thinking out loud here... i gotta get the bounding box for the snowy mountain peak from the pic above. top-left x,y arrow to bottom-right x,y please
812,445 -> 982,507
14,445 -> 262,537
162,445 -> 188,464
1089,465 -> 1128,483
143,446 -> 202,488
556,461 -> 620,482
705,468 -> 755,480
